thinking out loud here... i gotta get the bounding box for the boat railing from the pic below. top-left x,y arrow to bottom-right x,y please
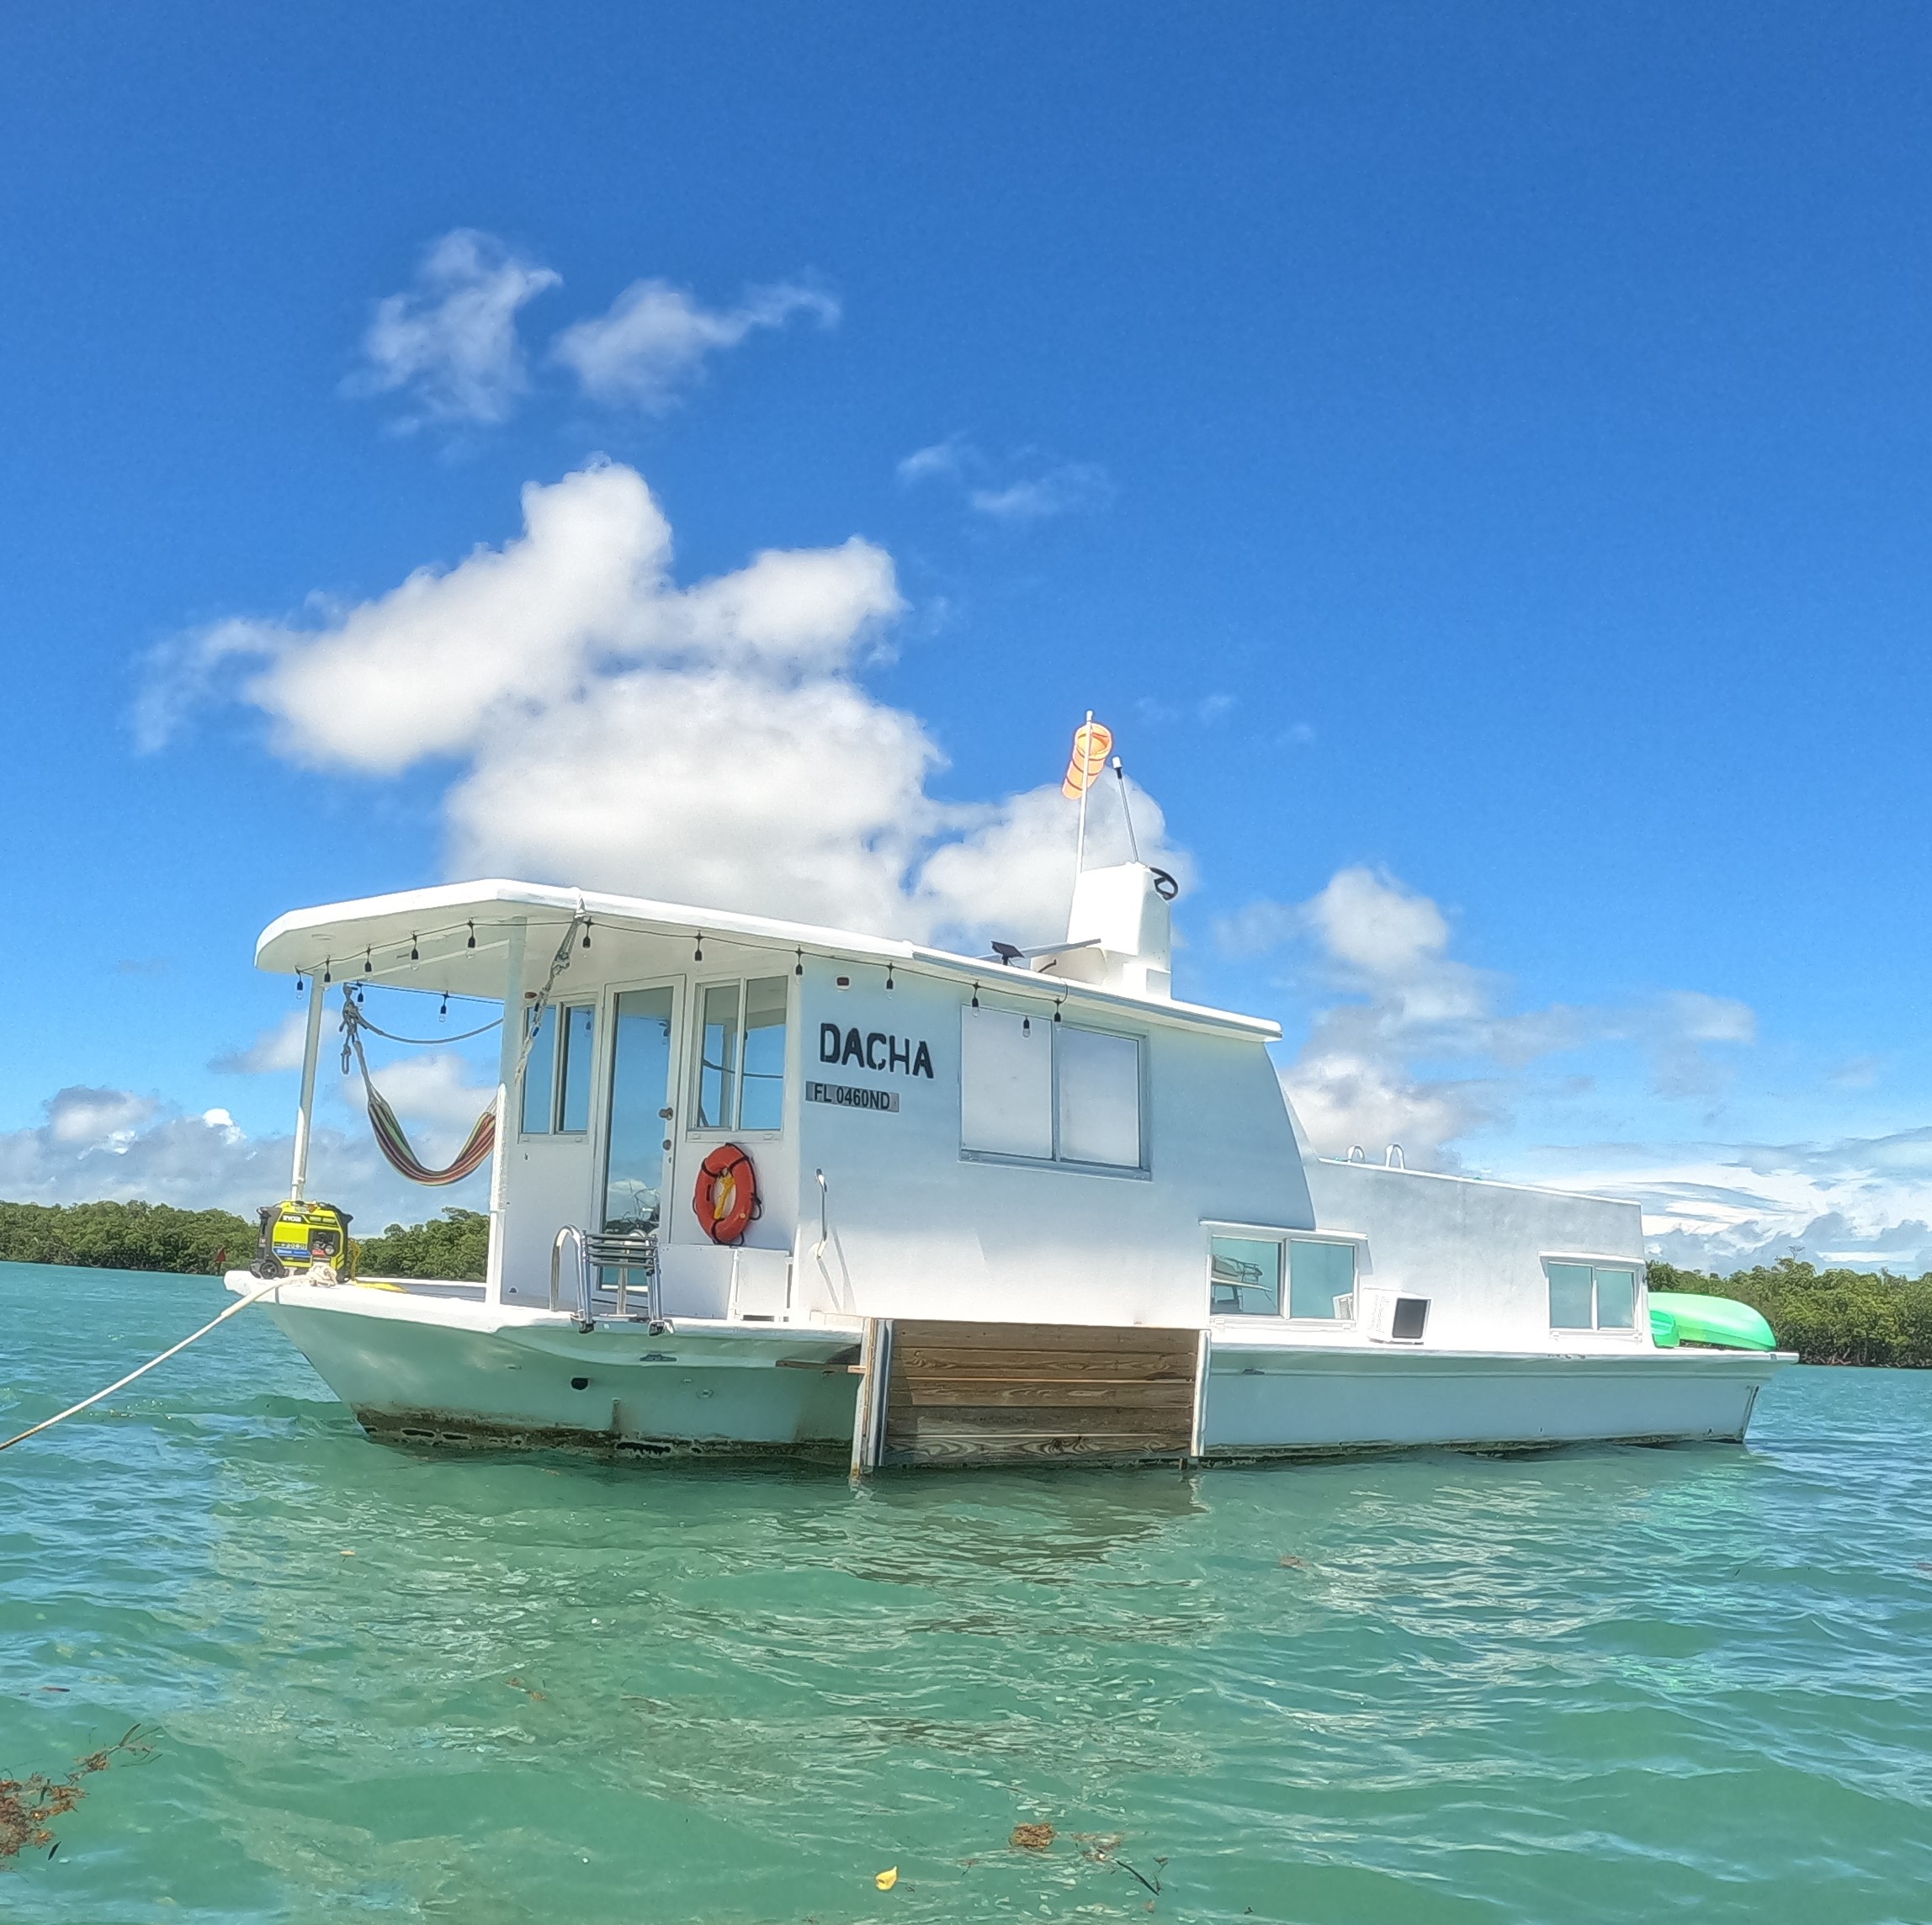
549,1226 -> 593,1329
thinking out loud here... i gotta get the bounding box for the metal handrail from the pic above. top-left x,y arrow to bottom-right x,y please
550,1225 -> 592,1331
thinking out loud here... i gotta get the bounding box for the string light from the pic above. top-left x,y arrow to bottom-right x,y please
794,947 -> 804,977
970,982 -> 979,1009
410,934 -> 419,962
466,921 -> 476,950
1053,997 -> 1063,1023
693,932 -> 704,962
439,994 -> 448,1021
323,960 -> 332,984
581,919 -> 592,950
362,947 -> 372,976
295,975 -> 305,995
1022,1015 -> 1031,1035
886,963 -> 895,990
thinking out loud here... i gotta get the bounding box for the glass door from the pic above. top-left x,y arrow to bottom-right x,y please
602,984 -> 677,1233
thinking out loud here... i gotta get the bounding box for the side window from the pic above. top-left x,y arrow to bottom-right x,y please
521,1006 -> 558,1135
960,1008 -> 1053,1159
693,977 -> 790,1132
1548,1261 -> 1637,1331
1208,1233 -> 1356,1320
958,1008 -> 1144,1171
521,1003 -> 594,1135
1209,1235 -> 1282,1315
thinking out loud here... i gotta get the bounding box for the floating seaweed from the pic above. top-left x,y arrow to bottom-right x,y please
0,1725 -> 152,1866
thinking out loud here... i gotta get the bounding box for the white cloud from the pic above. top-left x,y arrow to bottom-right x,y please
344,230 -> 560,430
211,1010 -> 310,1075
0,1083 -> 487,1227
144,464 -> 1183,951
1523,1127 -> 1932,1275
550,278 -> 837,411
897,438 -> 1114,523
1222,867 -> 1759,1169
969,463 -> 1113,522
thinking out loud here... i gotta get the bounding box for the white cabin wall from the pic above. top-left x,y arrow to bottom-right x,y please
1303,1159 -> 1650,1351
794,964 -> 1312,1328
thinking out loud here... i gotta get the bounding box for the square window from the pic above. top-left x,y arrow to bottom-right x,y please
1210,1235 -> 1282,1316
1288,1238 -> 1356,1319
1057,1026 -> 1142,1168
1548,1263 -> 1595,1329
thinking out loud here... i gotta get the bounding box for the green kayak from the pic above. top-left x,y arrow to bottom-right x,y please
1647,1291 -> 1776,1351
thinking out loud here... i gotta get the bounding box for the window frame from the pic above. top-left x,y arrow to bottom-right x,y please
1202,1221 -> 1365,1324
687,973 -> 791,1139
958,1005 -> 1150,1178
518,998 -> 597,1139
1542,1255 -> 1644,1336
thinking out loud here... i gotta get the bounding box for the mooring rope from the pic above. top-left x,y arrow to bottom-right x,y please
0,1276 -> 290,1452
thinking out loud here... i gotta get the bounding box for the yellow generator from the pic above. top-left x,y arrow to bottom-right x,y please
253,1201 -> 355,1280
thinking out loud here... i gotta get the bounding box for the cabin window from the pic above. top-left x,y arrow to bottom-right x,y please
520,1002 -> 595,1136
1547,1261 -> 1637,1331
1208,1232 -> 1357,1319
693,977 -> 789,1132
959,1008 -> 1144,1170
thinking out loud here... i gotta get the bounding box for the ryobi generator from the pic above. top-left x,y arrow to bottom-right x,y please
252,1200 -> 355,1280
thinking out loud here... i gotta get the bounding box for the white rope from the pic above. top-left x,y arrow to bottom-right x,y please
0,1277 -> 289,1452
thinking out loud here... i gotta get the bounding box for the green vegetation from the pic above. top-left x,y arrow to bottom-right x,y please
0,1200 -> 490,1282
0,1200 -> 254,1274
356,1208 -> 489,1281
1649,1257 -> 1932,1368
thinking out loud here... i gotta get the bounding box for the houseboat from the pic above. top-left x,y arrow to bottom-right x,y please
229,861 -> 1791,1469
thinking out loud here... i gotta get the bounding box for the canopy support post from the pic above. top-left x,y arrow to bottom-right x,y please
289,971 -> 326,1202
486,921 -> 528,1305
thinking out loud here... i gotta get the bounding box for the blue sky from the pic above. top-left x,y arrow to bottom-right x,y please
3,3 -> 1930,1265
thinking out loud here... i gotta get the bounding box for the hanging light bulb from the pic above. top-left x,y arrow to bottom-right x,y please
363,947 -> 371,976
466,920 -> 476,950
581,919 -> 592,950
794,947 -> 804,977
295,975 -> 305,995
410,934 -> 419,962
439,994 -> 448,1021
1022,1015 -> 1031,1035
886,963 -> 895,990
323,960 -> 332,984
970,982 -> 979,1009
693,932 -> 704,961
1053,998 -> 1063,1023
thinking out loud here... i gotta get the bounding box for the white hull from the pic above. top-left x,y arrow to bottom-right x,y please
252,1281 -> 1791,1466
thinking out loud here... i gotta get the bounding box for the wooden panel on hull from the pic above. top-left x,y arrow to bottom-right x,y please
880,1319 -> 1198,1467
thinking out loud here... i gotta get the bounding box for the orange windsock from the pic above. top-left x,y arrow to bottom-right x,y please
1061,719 -> 1113,798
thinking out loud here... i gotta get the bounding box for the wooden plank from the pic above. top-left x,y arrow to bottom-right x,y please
891,1321 -> 1196,1353
897,1379 -> 1197,1410
894,1347 -> 1195,1381
887,1404 -> 1192,1440
882,1432 -> 1188,1464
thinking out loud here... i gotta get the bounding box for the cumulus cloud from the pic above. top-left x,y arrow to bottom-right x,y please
1223,867 -> 1759,1168
141,463 -> 1181,949
0,1080 -> 488,1226
1522,1127 -> 1932,1275
344,230 -> 560,430
211,1011 -> 310,1076
551,278 -> 838,411
897,438 -> 1114,523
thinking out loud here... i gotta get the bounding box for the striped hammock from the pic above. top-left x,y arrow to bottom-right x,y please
342,1003 -> 496,1186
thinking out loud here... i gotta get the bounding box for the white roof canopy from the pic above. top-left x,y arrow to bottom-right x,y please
254,878 -> 1281,1041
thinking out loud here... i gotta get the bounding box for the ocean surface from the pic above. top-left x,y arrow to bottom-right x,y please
3,1262 -> 1929,1925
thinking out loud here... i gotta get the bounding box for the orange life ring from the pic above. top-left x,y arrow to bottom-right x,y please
694,1143 -> 759,1245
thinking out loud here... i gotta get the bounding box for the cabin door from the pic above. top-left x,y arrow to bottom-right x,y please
601,983 -> 679,1234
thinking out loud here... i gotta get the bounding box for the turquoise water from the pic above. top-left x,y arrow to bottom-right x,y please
3,1264 -> 1930,1923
